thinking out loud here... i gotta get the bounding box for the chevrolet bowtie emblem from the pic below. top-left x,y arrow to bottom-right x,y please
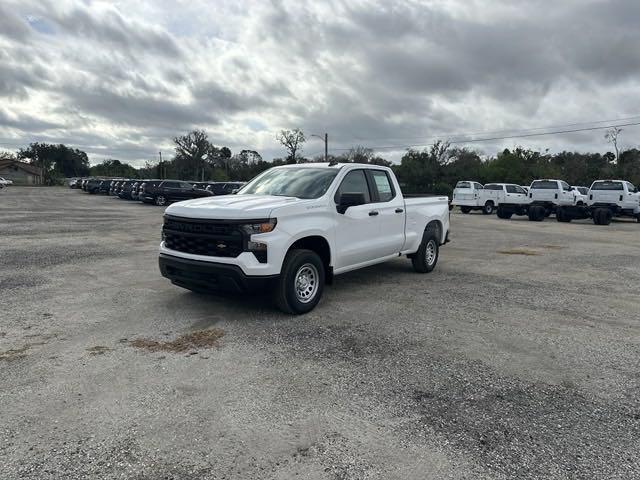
217,242 -> 227,249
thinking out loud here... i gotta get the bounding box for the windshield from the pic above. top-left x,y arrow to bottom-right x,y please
238,167 -> 340,199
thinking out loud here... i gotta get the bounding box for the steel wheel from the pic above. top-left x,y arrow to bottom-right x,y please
425,239 -> 437,267
294,263 -> 319,304
155,195 -> 166,206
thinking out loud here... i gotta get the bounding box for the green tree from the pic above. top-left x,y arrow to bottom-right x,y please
17,143 -> 90,184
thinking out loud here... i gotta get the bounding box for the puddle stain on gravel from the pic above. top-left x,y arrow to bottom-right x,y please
86,346 -> 112,355
129,328 -> 224,353
497,248 -> 541,256
0,344 -> 32,362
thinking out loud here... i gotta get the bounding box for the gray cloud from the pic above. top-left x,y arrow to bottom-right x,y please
0,0 -> 639,167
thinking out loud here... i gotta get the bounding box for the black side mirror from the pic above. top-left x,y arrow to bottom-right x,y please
337,192 -> 366,214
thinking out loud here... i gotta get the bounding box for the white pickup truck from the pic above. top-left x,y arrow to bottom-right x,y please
497,179 -> 577,221
159,163 -> 450,314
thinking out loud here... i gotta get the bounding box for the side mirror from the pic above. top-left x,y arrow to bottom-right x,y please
337,192 -> 366,214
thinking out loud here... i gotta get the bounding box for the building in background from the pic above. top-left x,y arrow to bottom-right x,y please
0,159 -> 43,185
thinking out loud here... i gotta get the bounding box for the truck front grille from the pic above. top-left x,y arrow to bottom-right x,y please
162,216 -> 244,257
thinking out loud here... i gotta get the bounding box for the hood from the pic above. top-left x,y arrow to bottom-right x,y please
165,194 -> 307,219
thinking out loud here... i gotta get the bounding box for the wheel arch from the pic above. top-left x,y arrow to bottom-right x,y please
287,235 -> 332,284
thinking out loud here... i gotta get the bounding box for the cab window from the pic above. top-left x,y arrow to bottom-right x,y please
334,170 -> 371,204
506,185 -> 525,194
369,170 -> 395,202
561,181 -> 571,191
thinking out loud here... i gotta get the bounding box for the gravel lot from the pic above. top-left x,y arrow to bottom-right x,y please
1,187 -> 639,479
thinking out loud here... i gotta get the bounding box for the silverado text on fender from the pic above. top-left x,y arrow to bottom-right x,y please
158,163 -> 450,314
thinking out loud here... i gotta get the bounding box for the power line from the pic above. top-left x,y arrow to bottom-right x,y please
345,114 -> 640,143
329,120 -> 640,152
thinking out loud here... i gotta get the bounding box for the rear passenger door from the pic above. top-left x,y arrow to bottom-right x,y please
367,169 -> 405,257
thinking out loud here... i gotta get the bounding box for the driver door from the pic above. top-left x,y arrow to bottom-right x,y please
333,170 -> 381,270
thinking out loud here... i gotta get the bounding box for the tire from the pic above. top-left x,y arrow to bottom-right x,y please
274,249 -> 325,314
412,227 -> 440,273
496,206 -> 512,219
528,205 -> 545,222
460,206 -> 471,214
154,195 -> 167,206
556,207 -> 571,223
482,202 -> 495,215
592,208 -> 611,226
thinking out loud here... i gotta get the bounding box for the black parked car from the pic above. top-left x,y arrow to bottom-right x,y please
139,180 -> 213,206
118,180 -> 138,199
97,179 -> 114,194
206,181 -> 246,195
86,178 -> 104,194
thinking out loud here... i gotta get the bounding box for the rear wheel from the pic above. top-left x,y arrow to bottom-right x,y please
460,206 -> 471,214
496,206 -> 512,219
556,207 -> 571,223
528,205 -> 545,222
593,208 -> 612,226
412,227 -> 440,273
274,249 -> 325,314
482,201 -> 495,215
155,195 -> 167,206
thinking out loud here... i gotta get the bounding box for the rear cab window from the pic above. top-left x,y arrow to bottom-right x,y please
591,181 -> 623,191
455,181 -> 472,189
530,180 -> 559,190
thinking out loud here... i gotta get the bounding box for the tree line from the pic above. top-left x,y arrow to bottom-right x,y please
3,127 -> 638,193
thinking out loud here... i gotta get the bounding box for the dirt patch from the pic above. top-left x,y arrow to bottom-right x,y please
86,346 -> 112,355
497,248 -> 541,256
541,245 -> 565,249
0,345 -> 31,362
129,329 -> 224,353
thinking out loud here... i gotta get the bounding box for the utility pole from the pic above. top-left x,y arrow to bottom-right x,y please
311,133 -> 329,162
158,151 -> 163,179
324,133 -> 328,162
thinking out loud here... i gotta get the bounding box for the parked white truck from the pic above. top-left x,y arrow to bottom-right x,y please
555,180 -> 640,225
158,163 -> 450,314
451,181 -> 490,214
496,179 -> 577,221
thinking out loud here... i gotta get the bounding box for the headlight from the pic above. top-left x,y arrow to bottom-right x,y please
240,219 -> 277,235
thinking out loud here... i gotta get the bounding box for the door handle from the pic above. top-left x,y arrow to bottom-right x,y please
369,210 -> 379,216
395,208 -> 404,213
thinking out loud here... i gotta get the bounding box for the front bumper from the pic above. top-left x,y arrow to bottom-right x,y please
159,253 -> 277,294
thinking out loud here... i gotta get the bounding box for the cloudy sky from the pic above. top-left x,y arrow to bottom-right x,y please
1,0 -> 640,166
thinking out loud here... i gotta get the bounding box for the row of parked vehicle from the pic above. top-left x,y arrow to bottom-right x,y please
452,179 -> 640,225
69,178 -> 246,205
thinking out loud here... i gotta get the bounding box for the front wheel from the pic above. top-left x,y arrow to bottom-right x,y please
412,229 -> 439,273
274,249 -> 325,314
154,195 -> 167,206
